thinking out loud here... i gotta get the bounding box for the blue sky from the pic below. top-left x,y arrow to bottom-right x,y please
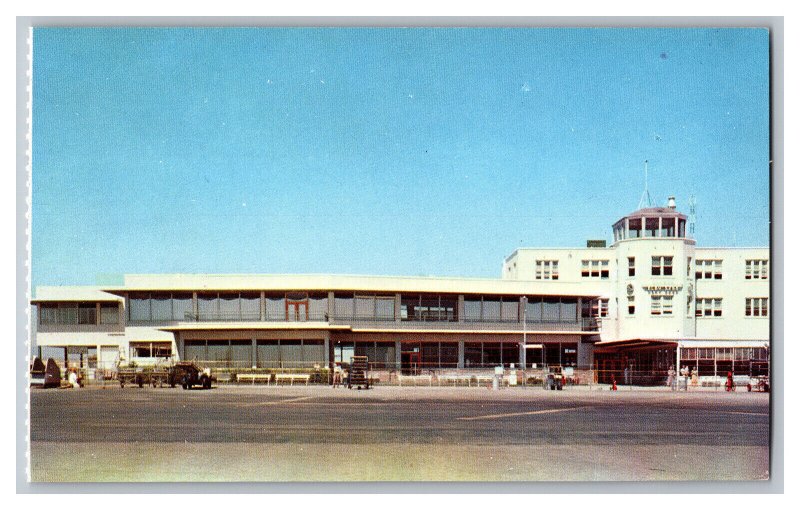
32,28 -> 770,288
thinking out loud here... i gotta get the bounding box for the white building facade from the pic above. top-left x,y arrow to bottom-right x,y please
502,200 -> 770,382
32,200 -> 769,384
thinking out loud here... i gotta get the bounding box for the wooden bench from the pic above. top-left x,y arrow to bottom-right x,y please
236,373 -> 272,385
274,373 -> 311,386
398,374 -> 433,386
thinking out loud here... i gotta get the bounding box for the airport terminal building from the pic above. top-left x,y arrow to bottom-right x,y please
32,200 -> 770,383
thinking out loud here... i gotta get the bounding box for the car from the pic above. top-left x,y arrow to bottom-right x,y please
169,362 -> 215,390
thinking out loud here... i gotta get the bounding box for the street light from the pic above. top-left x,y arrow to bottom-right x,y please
521,296 -> 527,369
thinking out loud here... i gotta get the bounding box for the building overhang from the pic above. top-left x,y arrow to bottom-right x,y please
594,339 -> 678,353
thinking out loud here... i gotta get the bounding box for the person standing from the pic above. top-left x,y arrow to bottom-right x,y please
667,366 -> 676,391
624,366 -> 630,386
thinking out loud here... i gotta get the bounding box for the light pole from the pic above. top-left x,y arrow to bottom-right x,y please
521,296 -> 527,369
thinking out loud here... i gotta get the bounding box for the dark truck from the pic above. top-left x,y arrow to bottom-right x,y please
170,361 -> 215,389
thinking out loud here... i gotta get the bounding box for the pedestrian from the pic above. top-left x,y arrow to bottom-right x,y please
667,366 -> 676,391
726,371 -> 734,392
691,367 -> 698,387
682,366 -> 689,391
624,366 -> 630,386
611,375 -> 617,391
333,365 -> 342,388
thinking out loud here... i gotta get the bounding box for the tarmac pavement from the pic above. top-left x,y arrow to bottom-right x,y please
29,384 -> 770,482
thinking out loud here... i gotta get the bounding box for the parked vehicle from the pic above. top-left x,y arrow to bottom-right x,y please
169,361 -> 215,390
543,366 -> 564,390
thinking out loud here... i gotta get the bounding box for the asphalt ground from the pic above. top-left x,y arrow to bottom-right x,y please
29,385 -> 771,482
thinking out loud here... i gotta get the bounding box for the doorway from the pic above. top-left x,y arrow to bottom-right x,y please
401,344 -> 421,375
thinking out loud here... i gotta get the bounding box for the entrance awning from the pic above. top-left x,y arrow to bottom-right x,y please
594,339 -> 678,353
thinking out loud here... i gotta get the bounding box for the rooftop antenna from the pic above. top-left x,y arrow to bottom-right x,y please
688,194 -> 697,238
637,160 -> 654,209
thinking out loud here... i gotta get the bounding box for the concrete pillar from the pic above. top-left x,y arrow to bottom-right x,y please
260,292 -> 266,321
395,340 -> 402,369
577,340 -> 593,369
251,338 -> 258,368
328,291 -> 335,321
457,295 -> 465,323
192,292 -> 198,320
323,332 -> 330,365
519,342 -> 526,368
395,294 -> 401,322
458,340 -> 465,369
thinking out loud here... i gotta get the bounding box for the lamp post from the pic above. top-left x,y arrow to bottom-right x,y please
521,296 -> 527,369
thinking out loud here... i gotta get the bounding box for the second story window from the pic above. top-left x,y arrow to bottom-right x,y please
696,259 -> 722,280
535,260 -> 559,280
581,260 -> 610,279
745,259 -> 768,280
627,295 -> 635,315
591,298 -> 609,318
628,257 -> 635,277
696,298 -> 722,317
651,256 -> 673,276
745,298 -> 769,317
650,295 -> 674,316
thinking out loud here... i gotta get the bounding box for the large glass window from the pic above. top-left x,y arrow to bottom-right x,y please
240,293 -> 261,320
206,340 -> 232,363
542,298 -> 560,321
230,341 -> 252,367
628,218 -> 642,238
151,293 -> 172,321
172,293 -> 193,321
308,295 -> 328,320
256,340 -> 280,367
197,294 -> 219,320
78,303 -> 97,325
100,303 -> 120,324
219,294 -> 240,318
501,299 -> 519,322
334,295 -> 353,319
129,294 -> 151,321
464,342 -> 482,367
645,217 -> 659,237
265,296 -> 285,320
184,340 -> 206,361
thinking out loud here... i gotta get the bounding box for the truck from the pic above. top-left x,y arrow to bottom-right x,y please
169,361 -> 215,390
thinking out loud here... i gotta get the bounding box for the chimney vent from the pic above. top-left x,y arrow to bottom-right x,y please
667,196 -> 676,209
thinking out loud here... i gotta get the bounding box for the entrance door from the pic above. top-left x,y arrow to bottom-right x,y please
401,347 -> 421,375
286,301 -> 308,322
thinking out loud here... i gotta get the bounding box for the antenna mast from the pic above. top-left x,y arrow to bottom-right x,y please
638,160 -> 654,209
688,194 -> 697,238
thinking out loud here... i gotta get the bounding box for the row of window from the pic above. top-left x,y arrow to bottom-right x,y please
39,302 -> 121,325
536,257 -> 768,280
596,296 -> 769,318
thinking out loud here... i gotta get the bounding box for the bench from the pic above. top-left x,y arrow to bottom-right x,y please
398,374 -> 433,386
236,373 -> 272,385
274,373 -> 311,386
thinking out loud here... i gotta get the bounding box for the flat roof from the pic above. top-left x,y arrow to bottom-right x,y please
92,273 -> 600,297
